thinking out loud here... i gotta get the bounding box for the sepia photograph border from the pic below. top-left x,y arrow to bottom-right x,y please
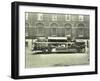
11,1 -> 98,79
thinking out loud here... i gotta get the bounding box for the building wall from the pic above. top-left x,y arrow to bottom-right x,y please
25,12 -> 89,39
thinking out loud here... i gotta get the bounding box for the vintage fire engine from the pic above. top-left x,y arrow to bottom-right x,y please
32,36 -> 86,53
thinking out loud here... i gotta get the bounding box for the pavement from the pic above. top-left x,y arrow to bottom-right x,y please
25,47 -> 89,68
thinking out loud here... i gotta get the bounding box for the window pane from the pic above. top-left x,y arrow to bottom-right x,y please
52,15 -> 57,21
65,15 -> 71,21
79,15 -> 84,21
37,13 -> 43,21
25,13 -> 28,20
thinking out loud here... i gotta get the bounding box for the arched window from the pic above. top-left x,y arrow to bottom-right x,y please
36,23 -> 44,36
64,23 -> 72,36
78,23 -> 85,28
50,23 -> 58,36
77,23 -> 85,38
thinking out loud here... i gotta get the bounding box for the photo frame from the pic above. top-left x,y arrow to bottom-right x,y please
11,1 -> 98,79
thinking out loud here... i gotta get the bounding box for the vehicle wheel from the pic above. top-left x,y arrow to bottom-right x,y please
48,48 -> 52,53
82,48 -> 85,53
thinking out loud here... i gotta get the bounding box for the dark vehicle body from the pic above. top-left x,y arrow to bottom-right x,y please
32,37 -> 85,53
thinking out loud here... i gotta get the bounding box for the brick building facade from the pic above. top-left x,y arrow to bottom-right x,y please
25,12 -> 89,39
